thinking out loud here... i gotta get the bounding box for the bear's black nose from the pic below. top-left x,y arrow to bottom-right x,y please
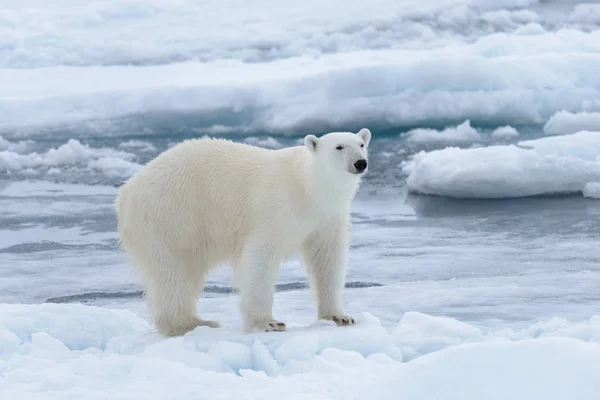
354,159 -> 367,172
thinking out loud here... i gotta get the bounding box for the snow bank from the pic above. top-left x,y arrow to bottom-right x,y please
0,136 -> 32,152
491,125 -> 519,139
1,27 -> 600,135
363,337 -> 600,400
1,304 -> 600,399
404,131 -> 600,198
544,111 -> 600,136
0,180 -> 117,198
405,120 -> 481,146
0,138 -> 142,180
583,182 -> 600,199
404,121 -> 521,148
0,0 -> 591,69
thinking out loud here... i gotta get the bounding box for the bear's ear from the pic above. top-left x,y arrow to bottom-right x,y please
304,134 -> 320,152
358,128 -> 371,147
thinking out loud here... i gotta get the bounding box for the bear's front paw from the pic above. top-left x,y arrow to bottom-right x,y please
250,319 -> 287,333
322,314 -> 355,327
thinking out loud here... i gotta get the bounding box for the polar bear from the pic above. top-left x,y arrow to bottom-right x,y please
115,128 -> 371,336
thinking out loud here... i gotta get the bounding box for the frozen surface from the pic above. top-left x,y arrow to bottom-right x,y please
404,130 -> 600,198
491,125 -> 520,139
544,110 -> 600,136
1,304 -> 600,399
583,181 -> 600,199
0,137 -> 142,183
405,120 -> 481,146
2,0 -> 600,397
403,120 -> 522,148
2,0 -> 599,69
1,1 -> 600,135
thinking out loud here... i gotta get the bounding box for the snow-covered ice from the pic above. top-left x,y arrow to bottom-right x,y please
1,1 -> 600,135
2,0 -> 600,398
403,120 -> 522,148
0,137 -> 142,183
544,110 -> 600,136
404,130 -> 600,198
405,120 -> 481,146
1,304 -> 600,399
2,0 -> 598,69
491,125 -> 520,139
583,181 -> 600,199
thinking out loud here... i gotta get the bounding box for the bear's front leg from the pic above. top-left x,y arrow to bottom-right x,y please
302,221 -> 355,327
238,234 -> 286,333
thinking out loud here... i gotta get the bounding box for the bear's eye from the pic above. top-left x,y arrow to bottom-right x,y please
360,143 -> 364,148
336,145 -> 344,150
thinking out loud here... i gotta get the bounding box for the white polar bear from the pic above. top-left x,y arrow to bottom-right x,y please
115,128 -> 371,336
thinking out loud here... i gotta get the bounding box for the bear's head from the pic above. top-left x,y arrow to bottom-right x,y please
304,128 -> 371,177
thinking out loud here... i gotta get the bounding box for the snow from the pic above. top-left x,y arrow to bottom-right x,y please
1,304 -> 600,399
583,182 -> 600,199
2,0 -> 600,397
402,121 -> 523,148
404,130 -> 600,198
1,1 -> 600,135
544,110 -> 600,136
405,120 -> 481,146
0,0 -> 593,69
491,125 -> 520,139
2,45 -> 599,136
366,337 -> 600,400
569,3 -> 600,25
0,138 -> 142,181
0,136 -> 32,152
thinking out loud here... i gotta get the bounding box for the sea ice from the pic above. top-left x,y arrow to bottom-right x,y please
1,24 -> 599,135
404,131 -> 600,198
491,125 -> 520,139
1,304 -> 600,399
0,138 -> 142,181
405,120 -> 481,146
583,182 -> 600,199
544,110 -> 600,136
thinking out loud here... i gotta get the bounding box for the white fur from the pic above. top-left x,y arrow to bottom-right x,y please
115,128 -> 372,336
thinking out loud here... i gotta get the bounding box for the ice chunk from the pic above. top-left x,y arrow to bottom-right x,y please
544,111 -> 600,136
405,120 -> 481,146
0,303 -> 148,353
394,312 -> 482,340
361,337 -> 600,400
491,125 -> 519,139
2,303 -> 600,398
0,136 -> 32,153
583,182 -> 600,199
404,131 -> 600,198
393,312 -> 483,360
1,27 -> 600,136
0,0 -> 589,70
0,139 -> 142,181
569,3 -> 600,25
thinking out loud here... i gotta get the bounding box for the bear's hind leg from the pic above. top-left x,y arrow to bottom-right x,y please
142,253 -> 220,337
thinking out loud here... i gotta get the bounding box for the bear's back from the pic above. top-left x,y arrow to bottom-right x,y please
117,138 -> 315,253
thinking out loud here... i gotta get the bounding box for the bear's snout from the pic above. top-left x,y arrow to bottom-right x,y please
354,159 -> 367,172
